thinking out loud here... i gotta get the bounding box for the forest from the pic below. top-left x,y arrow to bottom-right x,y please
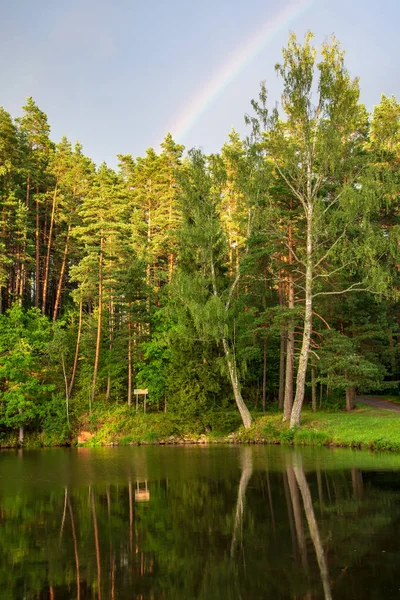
1,31 -> 399,445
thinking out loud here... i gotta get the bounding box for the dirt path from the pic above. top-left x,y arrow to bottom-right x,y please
356,395 -> 400,413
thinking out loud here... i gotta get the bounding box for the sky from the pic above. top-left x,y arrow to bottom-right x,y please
1,0 -> 399,167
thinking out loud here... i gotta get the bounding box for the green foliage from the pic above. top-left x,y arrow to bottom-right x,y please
318,329 -> 386,393
0,306 -> 54,431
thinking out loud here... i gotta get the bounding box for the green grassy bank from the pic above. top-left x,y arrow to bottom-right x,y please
79,403 -> 400,452
2,403 -> 400,451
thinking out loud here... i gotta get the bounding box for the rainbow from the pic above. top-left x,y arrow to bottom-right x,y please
168,0 -> 312,142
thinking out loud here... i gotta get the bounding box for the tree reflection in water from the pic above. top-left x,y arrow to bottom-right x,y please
0,447 -> 399,599
292,453 -> 332,600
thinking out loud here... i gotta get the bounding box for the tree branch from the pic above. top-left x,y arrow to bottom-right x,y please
270,156 -> 308,210
322,190 -> 345,215
314,229 -> 347,268
312,282 -> 371,298
312,261 -> 352,280
225,270 -> 241,311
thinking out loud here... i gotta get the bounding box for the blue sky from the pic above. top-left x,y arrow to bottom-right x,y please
1,0 -> 399,167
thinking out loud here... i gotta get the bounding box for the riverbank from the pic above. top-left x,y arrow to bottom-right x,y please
80,403 -> 400,452
2,403 -> 400,451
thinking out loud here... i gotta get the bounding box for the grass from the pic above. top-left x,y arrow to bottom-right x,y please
232,404 -> 400,451
77,402 -> 400,452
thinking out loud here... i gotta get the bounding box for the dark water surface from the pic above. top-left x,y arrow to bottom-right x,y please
2,445 -> 400,599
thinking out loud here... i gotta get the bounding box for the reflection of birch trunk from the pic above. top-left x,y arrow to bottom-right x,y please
283,472 -> 298,560
266,468 -> 276,539
286,466 -> 308,570
317,467 -> 324,508
68,495 -> 81,600
293,457 -> 332,600
231,448 -> 253,558
59,487 -> 68,542
91,489 -> 102,600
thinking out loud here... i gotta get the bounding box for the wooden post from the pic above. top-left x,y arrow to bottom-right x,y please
134,389 -> 148,412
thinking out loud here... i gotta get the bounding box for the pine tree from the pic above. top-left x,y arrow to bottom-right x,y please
17,98 -> 52,307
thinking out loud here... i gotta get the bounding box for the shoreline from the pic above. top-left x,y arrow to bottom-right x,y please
3,404 -> 400,452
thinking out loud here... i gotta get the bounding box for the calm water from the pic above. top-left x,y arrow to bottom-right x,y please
2,445 -> 400,599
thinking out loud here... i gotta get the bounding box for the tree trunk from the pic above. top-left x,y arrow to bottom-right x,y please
35,192 -> 40,308
53,224 -> 70,321
283,271 -> 295,421
278,329 -> 286,410
290,208 -> 313,428
262,337 -> 267,412
19,425 -> 24,445
283,220 -> 295,421
91,239 -> 104,405
146,196 -> 152,327
127,308 -> 132,407
15,239 -> 21,304
61,353 -> 69,424
68,300 -> 83,398
106,299 -> 114,401
18,241 -> 26,300
311,363 -> 317,412
42,185 -> 58,314
346,386 -> 356,411
222,338 -> 252,429
18,174 -> 29,302
168,180 -> 175,283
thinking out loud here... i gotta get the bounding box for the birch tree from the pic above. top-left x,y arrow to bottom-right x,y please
254,32 -> 369,426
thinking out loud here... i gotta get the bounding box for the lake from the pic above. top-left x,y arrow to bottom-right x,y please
1,445 -> 400,599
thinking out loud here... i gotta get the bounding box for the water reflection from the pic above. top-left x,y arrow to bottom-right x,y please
0,446 -> 400,599
231,447 -> 252,558
292,455 -> 332,600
